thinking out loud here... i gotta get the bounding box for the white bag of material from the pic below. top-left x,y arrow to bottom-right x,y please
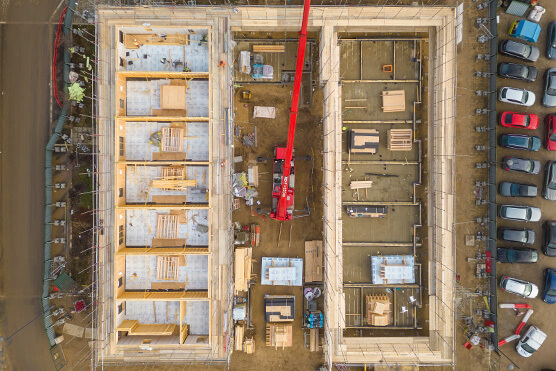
232,304 -> 247,321
262,64 -> 274,79
253,106 -> 276,119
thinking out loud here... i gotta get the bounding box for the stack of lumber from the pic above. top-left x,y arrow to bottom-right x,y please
349,180 -> 373,190
265,324 -> 292,349
253,44 -> 285,53
381,90 -> 405,112
304,240 -> 323,283
366,294 -> 392,326
387,129 -> 413,151
250,224 -> 260,247
156,256 -> 180,281
234,248 -> 253,294
124,33 -> 189,49
116,320 -> 176,335
309,328 -> 319,352
235,324 -> 244,351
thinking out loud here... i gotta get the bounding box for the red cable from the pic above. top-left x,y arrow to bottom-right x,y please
53,7 -> 68,108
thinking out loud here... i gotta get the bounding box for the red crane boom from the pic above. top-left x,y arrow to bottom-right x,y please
271,0 -> 311,221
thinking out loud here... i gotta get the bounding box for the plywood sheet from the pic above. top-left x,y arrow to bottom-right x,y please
161,85 -> 186,110
151,195 -> 188,204
381,90 -> 405,112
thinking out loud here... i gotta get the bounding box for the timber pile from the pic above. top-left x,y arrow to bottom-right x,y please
253,44 -> 285,53
304,240 -> 323,283
243,338 -> 255,354
156,256 -> 180,281
235,324 -> 244,351
266,324 -> 292,349
152,166 -> 196,191
387,129 -> 413,151
366,294 -> 392,326
156,214 -> 179,239
234,248 -> 253,294
124,33 -> 189,49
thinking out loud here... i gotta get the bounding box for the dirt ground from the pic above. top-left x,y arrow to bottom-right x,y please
228,73 -> 325,369
0,0 -> 66,369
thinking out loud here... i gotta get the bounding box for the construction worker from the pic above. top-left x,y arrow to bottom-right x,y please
218,60 -> 226,67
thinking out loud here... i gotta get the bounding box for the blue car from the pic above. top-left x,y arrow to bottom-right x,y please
543,268 -> 556,304
499,134 -> 541,151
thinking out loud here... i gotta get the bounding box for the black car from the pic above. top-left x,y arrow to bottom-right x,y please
499,40 -> 540,62
497,247 -> 538,263
542,161 -> 556,201
547,21 -> 556,60
543,221 -> 556,257
498,62 -> 538,82
498,227 -> 536,245
543,268 -> 556,304
501,156 -> 541,174
499,182 -> 537,197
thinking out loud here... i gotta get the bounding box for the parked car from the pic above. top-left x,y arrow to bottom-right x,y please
499,182 -> 537,197
542,268 -> 556,304
542,161 -> 556,201
499,87 -> 535,106
498,227 -> 536,245
500,276 -> 539,298
498,62 -> 538,82
516,326 -> 547,357
499,39 -> 540,62
501,156 -> 541,174
543,221 -> 556,257
542,68 -> 556,107
499,205 -> 541,222
500,111 -> 539,130
497,247 -> 539,263
547,21 -> 556,59
546,113 -> 556,150
499,134 -> 541,151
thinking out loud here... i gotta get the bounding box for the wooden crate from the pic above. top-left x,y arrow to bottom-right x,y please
387,129 -> 413,151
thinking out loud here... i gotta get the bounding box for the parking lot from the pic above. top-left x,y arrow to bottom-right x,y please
496,5 -> 556,368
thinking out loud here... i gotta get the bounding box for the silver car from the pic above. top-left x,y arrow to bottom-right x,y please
542,68 -> 556,107
500,276 -> 539,298
498,205 -> 541,222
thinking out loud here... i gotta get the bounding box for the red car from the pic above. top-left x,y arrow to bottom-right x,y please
546,114 -> 556,151
500,111 -> 539,130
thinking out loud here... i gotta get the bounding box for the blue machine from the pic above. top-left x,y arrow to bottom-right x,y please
509,20 -> 541,43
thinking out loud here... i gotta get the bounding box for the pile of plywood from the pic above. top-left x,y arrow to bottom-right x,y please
349,129 -> 379,154
160,85 -> 186,110
116,319 -> 176,335
305,240 -> 323,283
381,90 -> 405,112
387,129 -> 413,151
266,324 -> 292,349
366,295 -> 391,326
234,248 -> 253,294
244,337 -> 255,354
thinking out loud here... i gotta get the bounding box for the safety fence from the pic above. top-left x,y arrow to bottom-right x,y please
42,0 -> 77,369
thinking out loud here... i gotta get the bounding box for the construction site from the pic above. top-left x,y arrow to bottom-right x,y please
88,3 -> 460,368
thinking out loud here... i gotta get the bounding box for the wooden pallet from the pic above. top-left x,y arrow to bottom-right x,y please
387,129 -> 413,151
161,127 -> 185,152
156,214 -> 180,239
156,256 -> 180,281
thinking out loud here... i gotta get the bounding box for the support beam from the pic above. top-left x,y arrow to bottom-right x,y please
118,204 -> 209,210
343,160 -> 419,165
343,242 -> 420,247
342,201 -> 418,206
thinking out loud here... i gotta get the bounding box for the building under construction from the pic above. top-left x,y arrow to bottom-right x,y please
93,3 -> 458,367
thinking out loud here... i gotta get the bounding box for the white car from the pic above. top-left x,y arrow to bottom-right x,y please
516,325 -> 547,357
499,276 -> 539,298
499,87 -> 536,106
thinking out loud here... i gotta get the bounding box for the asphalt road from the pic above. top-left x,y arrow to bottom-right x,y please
0,0 -> 62,369
496,7 -> 556,370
